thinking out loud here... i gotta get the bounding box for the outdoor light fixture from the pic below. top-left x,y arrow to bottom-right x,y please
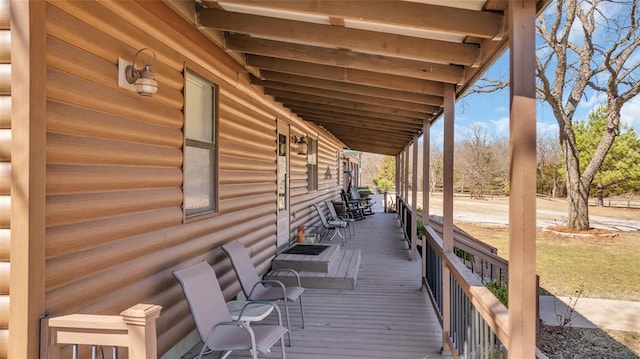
124,48 -> 158,96
292,135 -> 308,155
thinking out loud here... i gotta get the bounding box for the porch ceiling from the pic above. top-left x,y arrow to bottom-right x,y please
188,0 -> 547,155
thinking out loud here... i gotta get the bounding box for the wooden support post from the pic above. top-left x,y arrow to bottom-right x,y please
383,191 -> 388,213
410,137 -> 419,261
508,1 -> 537,357
422,120 -> 430,280
404,146 -> 409,202
10,1 -> 47,358
441,83 -> 455,355
396,152 -> 401,203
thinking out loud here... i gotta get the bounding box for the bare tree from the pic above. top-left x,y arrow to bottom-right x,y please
429,146 -> 443,193
457,124 -> 500,199
537,131 -> 564,198
537,0 -> 640,229
490,136 -> 510,196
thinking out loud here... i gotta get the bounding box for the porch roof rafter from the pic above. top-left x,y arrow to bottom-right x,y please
188,0 -> 550,155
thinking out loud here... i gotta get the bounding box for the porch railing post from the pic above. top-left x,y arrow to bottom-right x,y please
121,304 -> 162,359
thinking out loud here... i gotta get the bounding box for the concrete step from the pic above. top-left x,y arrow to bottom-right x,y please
272,243 -> 341,273
270,249 -> 361,290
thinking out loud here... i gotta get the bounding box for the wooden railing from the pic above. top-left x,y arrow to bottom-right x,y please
428,221 -> 509,284
424,226 -> 509,357
40,303 -> 162,359
396,198 -> 511,357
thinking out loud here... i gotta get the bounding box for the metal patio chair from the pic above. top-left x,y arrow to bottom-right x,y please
221,240 -> 306,345
312,202 -> 348,245
173,261 -> 287,359
324,199 -> 355,238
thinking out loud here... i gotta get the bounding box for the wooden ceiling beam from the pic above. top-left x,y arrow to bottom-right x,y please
225,34 -> 464,84
340,135 -> 405,150
289,106 -> 422,131
320,128 -> 411,150
284,100 -> 426,124
212,0 -> 504,39
302,120 -> 416,140
293,111 -> 421,133
248,57 -> 445,96
197,8 -> 479,65
254,78 -> 438,113
268,90 -> 429,120
318,128 -> 412,145
252,73 -> 443,106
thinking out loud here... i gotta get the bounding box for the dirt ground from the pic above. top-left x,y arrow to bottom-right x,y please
423,193 -> 640,231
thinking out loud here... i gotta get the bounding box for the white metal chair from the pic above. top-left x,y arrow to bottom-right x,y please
173,261 -> 287,359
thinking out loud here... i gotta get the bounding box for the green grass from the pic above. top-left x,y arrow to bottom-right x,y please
456,222 -> 640,301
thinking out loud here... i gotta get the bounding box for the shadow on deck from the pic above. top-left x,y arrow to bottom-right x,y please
186,210 -> 448,359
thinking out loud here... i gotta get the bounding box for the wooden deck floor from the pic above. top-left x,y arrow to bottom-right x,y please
188,212 -> 448,359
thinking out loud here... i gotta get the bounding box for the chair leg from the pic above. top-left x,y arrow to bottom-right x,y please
327,227 -> 338,242
283,299 -> 292,346
299,296 -> 305,329
280,334 -> 287,359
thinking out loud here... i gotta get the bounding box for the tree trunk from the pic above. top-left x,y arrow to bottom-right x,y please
597,183 -> 604,207
564,144 -> 590,230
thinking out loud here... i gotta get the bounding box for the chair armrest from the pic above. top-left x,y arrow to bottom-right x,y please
248,279 -> 288,301
205,320 -> 256,350
267,269 -> 302,287
238,301 -> 284,326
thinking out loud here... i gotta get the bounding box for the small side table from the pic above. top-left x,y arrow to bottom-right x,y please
226,300 -> 274,323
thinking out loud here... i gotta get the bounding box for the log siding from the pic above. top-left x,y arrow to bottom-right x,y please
0,0 -> 10,354
4,1 -> 347,356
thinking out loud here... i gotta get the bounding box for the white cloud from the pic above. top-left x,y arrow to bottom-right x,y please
621,96 -> 640,132
428,121 -> 444,149
577,92 -> 607,115
538,121 -> 559,137
491,117 -> 510,136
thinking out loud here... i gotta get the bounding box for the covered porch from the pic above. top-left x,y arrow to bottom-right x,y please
185,209 -> 447,359
5,1 -> 547,358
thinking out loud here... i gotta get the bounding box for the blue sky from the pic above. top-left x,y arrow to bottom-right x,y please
428,52 -> 640,147
428,1 -> 640,146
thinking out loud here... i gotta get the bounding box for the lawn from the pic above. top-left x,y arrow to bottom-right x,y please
456,221 -> 640,357
455,222 -> 640,301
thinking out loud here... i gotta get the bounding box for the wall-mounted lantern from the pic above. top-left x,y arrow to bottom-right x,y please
292,135 -> 308,155
119,48 -> 158,96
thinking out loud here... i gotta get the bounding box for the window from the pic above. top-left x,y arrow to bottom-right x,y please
307,137 -> 318,191
184,71 -> 217,218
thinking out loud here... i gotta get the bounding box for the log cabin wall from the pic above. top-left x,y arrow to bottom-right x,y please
3,1 -> 348,356
0,0 -> 10,355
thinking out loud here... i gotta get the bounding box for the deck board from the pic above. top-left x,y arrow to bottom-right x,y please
185,212 -> 448,359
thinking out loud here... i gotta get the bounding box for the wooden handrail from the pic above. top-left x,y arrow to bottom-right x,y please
424,226 -> 510,349
40,303 -> 162,359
